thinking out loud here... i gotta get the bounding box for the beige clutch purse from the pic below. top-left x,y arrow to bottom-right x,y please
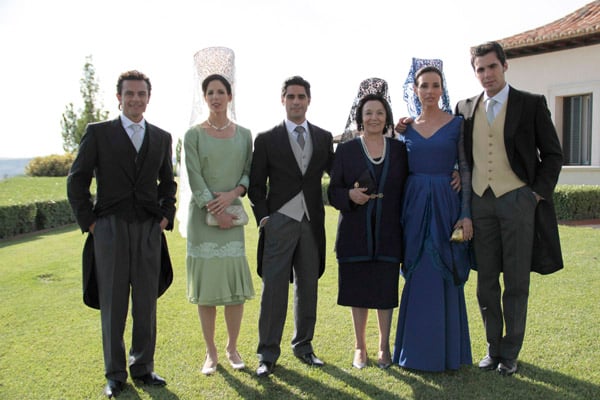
206,205 -> 249,226
450,227 -> 465,242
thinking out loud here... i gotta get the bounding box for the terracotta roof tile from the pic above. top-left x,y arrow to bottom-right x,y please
497,1 -> 600,58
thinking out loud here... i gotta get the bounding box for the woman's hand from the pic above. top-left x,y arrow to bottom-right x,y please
450,170 -> 461,192
454,218 -> 473,241
206,190 -> 236,215
349,187 -> 370,205
214,212 -> 236,229
394,117 -> 413,134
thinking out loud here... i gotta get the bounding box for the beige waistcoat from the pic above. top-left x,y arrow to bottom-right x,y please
472,99 -> 525,197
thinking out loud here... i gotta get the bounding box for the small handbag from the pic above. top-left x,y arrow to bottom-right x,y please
450,227 -> 465,242
354,169 -> 377,195
206,205 -> 249,226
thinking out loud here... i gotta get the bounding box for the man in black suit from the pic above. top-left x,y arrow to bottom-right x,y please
455,42 -> 563,376
248,76 -> 334,377
67,70 -> 176,397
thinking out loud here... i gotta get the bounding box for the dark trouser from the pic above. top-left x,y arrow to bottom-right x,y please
472,187 -> 537,360
257,213 -> 320,364
94,215 -> 161,382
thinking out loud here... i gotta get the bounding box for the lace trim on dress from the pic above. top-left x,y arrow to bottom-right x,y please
195,188 -> 213,206
188,241 -> 245,259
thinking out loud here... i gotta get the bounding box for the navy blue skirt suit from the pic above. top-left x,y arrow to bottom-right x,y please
328,137 -> 408,308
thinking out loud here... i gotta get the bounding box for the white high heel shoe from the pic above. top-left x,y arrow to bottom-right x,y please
226,350 -> 246,370
201,354 -> 218,375
353,349 -> 368,369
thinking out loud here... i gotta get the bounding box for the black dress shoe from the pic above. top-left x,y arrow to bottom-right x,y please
256,361 -> 274,377
133,372 -> 167,386
296,352 -> 324,367
497,359 -> 518,376
478,355 -> 500,371
104,379 -> 124,398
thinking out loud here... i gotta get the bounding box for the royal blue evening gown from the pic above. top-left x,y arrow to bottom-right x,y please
392,116 -> 473,371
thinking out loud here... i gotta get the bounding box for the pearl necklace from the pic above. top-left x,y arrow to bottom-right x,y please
207,119 -> 232,131
360,136 -> 386,165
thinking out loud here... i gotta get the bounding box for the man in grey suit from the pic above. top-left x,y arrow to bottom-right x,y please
455,42 -> 563,376
67,70 -> 176,397
248,76 -> 334,377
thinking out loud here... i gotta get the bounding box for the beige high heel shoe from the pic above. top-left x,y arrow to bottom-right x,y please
226,350 -> 246,370
201,354 -> 218,375
353,349 -> 368,369
377,350 -> 392,369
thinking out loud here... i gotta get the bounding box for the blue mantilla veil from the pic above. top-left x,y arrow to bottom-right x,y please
339,77 -> 392,143
177,46 -> 237,238
403,57 -> 452,118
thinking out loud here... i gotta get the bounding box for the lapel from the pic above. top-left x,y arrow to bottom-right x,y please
503,86 -> 522,142
108,118 -> 136,182
109,117 -> 162,182
137,122 -> 160,170
275,121 -> 303,176
304,122 -> 323,175
467,93 -> 484,120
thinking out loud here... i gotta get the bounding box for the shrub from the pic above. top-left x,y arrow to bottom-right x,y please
35,200 -> 75,230
25,153 -> 75,177
554,185 -> 600,220
0,203 -> 37,239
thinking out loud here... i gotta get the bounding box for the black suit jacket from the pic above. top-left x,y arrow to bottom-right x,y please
248,121 -> 334,278
67,117 -> 177,308
455,87 -> 564,274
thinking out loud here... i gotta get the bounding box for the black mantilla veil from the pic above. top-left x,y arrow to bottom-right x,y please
177,46 -> 237,237
339,77 -> 392,143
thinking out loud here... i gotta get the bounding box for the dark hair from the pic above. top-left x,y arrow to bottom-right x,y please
116,70 -> 151,96
282,75 -> 311,98
355,94 -> 394,134
415,66 -> 444,90
470,41 -> 507,70
202,74 -> 232,96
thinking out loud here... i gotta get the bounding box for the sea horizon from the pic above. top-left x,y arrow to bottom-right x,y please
0,158 -> 31,180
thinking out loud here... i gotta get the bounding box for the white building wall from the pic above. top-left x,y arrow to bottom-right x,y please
505,44 -> 600,185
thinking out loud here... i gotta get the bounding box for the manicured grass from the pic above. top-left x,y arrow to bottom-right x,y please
0,177 -> 71,204
0,198 -> 598,399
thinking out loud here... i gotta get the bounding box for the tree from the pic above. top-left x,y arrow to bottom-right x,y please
61,55 -> 109,153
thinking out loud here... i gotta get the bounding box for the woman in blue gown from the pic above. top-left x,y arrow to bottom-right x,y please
393,66 -> 473,371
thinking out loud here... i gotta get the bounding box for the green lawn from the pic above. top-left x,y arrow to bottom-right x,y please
0,177 -> 70,204
0,198 -> 598,399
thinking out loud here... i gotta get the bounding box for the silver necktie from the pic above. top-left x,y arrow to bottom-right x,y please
486,99 -> 497,125
294,125 -> 305,150
131,124 -> 143,152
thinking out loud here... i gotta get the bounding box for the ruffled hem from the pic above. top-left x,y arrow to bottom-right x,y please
186,255 -> 255,306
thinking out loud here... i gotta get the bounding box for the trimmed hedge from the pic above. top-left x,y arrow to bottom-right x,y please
320,182 -> 599,220
0,183 -> 598,240
554,185 -> 600,220
0,203 -> 37,238
0,200 -> 75,239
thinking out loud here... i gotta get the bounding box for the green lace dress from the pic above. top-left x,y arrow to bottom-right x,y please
183,125 -> 255,305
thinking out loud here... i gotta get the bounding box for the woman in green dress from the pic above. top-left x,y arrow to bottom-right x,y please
181,73 -> 254,375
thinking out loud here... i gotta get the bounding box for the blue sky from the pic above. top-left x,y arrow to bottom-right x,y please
0,0 -> 591,158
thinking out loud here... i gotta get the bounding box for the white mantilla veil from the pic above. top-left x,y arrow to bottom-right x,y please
403,57 -> 452,118
177,46 -> 237,238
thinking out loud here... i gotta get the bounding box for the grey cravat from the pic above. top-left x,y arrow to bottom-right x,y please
130,124 -> 143,152
486,98 -> 497,125
294,125 -> 305,150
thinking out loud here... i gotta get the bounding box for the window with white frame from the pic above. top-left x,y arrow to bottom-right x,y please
563,94 -> 592,165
